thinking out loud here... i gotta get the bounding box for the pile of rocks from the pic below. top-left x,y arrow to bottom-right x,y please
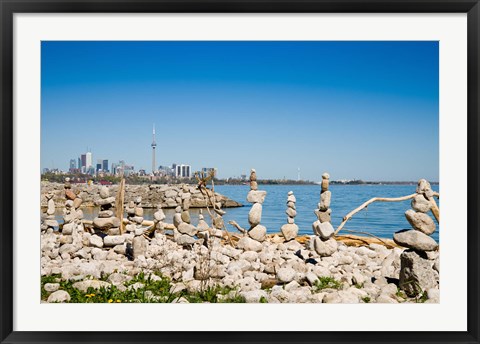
41,192 -> 58,232
93,186 -> 121,235
311,173 -> 337,257
246,169 -> 267,242
394,179 -> 439,297
62,178 -> 84,236
173,204 -> 197,246
153,205 -> 166,234
280,191 -> 299,241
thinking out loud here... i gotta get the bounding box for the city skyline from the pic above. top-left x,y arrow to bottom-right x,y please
41,41 -> 439,181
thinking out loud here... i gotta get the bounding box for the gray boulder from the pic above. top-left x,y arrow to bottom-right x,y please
313,237 -> 338,257
281,223 -> 299,241
399,250 -> 438,297
411,194 -> 432,213
246,190 -> 267,204
393,229 -> 438,251
313,220 -> 334,240
47,290 -> 70,303
248,225 -> 267,242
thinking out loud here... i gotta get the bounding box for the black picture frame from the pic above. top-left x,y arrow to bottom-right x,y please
1,1 -> 479,343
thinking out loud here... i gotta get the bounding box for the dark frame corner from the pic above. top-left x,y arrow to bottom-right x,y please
1,1 -> 479,343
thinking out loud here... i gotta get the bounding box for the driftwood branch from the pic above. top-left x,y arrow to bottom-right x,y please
228,220 -> 247,234
334,191 -> 441,236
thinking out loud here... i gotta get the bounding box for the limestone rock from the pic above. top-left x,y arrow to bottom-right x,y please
89,235 -> 104,248
246,190 -> 267,204
411,194 -> 432,213
313,237 -> 338,257
72,280 -> 111,293
103,235 -> 126,247
315,209 -> 331,223
237,236 -> 263,252
281,223 -> 299,241
319,191 -> 331,211
47,290 -> 70,303
405,209 -> 436,235
248,225 -> 267,242
393,229 -> 438,251
277,267 -> 296,283
399,250 -> 438,297
248,203 -> 262,227
312,220 -> 334,240
99,186 -> 110,199
133,236 -> 147,258
177,222 -> 198,236
93,217 -> 120,230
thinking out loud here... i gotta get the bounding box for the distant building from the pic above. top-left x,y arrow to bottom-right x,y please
102,159 -> 109,172
96,160 -> 102,173
81,154 -> 87,172
201,167 -> 217,177
175,164 -> 191,178
69,159 -> 76,172
86,152 -> 92,170
111,163 -> 118,175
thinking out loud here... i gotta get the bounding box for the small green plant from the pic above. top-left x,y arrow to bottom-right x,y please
314,276 -> 341,291
354,283 -> 364,289
259,296 -> 268,303
361,296 -> 371,303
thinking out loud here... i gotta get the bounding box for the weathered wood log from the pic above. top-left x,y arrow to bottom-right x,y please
116,178 -> 126,234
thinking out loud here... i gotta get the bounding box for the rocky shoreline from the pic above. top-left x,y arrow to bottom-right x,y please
41,173 -> 440,304
41,181 -> 243,209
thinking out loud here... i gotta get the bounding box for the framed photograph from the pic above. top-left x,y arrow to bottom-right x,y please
1,0 -> 479,343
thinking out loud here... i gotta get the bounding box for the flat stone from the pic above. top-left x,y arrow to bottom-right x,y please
405,209 -> 436,235
73,198 -> 83,209
72,280 -> 111,293
393,229 -> 438,251
399,250 -> 438,297
94,196 -> 115,206
98,210 -> 114,218
44,283 -> 60,292
44,219 -> 59,227
103,235 -> 126,247
93,217 -> 121,230
247,190 -> 267,204
248,225 -> 267,242
280,223 -> 299,241
177,222 -> 198,236
176,234 -> 196,246
248,203 -> 262,227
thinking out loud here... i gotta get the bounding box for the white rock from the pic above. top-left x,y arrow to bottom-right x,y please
47,290 -> 70,303
277,267 -> 296,283
313,237 -> 338,257
281,223 -> 299,241
248,203 -> 263,227
72,280 -> 111,293
44,283 -> 60,292
103,235 -> 125,247
236,237 -> 263,252
248,225 -> 267,242
246,190 -> 267,204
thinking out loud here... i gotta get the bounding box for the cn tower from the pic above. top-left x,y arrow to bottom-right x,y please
151,124 -> 157,174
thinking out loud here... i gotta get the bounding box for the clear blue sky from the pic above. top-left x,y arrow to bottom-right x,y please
41,41 -> 439,182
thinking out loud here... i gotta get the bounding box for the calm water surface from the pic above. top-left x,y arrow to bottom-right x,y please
56,184 -> 439,241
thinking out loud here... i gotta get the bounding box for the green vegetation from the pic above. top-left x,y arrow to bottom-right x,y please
314,276 -> 342,291
361,296 -> 371,303
259,296 -> 268,303
41,272 -> 246,303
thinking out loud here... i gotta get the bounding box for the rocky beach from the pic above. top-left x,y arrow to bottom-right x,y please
40,174 -> 440,304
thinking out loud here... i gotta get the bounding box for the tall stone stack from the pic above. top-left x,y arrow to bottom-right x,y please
92,186 -> 120,235
41,193 -> 58,232
246,169 -> 267,242
312,173 -> 337,257
59,178 -> 85,258
280,191 -> 299,241
394,179 -> 439,297
173,205 -> 197,246
153,205 -> 166,234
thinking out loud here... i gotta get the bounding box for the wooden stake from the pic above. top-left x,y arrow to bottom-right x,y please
116,178 -> 126,234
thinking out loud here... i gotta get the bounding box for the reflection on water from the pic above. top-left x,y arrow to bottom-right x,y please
54,184 -> 439,241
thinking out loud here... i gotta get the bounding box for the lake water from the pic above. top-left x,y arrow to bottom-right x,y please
57,184 -> 439,241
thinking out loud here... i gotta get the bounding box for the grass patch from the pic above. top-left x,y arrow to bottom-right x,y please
361,296 -> 371,303
41,272 -> 246,303
314,276 -> 342,291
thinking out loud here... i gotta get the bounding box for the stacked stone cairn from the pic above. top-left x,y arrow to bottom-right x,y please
153,205 -> 166,234
311,173 -> 337,257
246,169 -> 267,242
41,192 -> 58,232
173,200 -> 198,246
394,179 -> 439,297
280,191 -> 299,241
58,179 -> 85,259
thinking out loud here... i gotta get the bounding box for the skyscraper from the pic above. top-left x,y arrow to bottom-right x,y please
86,151 -> 92,169
69,159 -> 76,171
102,159 -> 109,172
151,124 -> 157,174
